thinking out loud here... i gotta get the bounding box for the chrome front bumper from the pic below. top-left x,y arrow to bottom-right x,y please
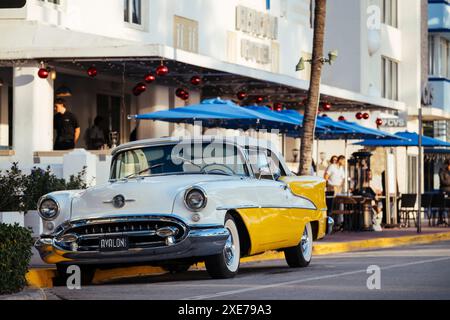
326,217 -> 334,235
35,225 -> 229,265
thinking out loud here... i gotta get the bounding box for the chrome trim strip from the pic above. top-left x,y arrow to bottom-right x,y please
216,205 -> 317,211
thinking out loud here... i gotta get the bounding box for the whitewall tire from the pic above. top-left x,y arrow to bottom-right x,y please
284,222 -> 313,268
205,214 -> 241,279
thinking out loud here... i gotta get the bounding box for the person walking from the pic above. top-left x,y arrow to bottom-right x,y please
53,98 -> 80,150
324,155 -> 346,194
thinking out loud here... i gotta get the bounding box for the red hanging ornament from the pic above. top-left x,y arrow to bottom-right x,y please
236,91 -> 247,101
356,112 -> 363,120
376,118 -> 383,126
87,66 -> 98,78
363,112 -> 370,120
38,68 -> 49,79
156,64 -> 169,76
322,103 -> 332,111
181,91 -> 190,101
274,102 -> 283,112
256,96 -> 264,104
176,88 -> 187,98
338,115 -> 346,121
133,82 -> 146,96
190,75 -> 202,86
144,73 -> 156,83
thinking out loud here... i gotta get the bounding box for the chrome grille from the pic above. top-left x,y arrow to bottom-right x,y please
60,216 -> 187,252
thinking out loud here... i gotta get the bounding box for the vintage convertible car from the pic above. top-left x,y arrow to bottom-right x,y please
35,136 -> 333,281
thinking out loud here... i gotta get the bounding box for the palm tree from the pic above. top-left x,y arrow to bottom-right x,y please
298,0 -> 327,176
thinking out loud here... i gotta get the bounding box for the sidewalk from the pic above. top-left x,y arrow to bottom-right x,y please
25,225 -> 450,289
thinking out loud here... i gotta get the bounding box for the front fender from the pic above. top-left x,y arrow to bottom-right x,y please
40,190 -> 85,235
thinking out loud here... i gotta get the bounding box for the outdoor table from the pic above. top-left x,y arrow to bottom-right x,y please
330,195 -> 369,232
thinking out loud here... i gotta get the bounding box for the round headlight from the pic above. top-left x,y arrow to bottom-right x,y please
38,198 -> 60,220
184,188 -> 207,212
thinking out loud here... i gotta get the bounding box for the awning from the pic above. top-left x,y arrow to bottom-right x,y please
131,98 -> 302,131
355,131 -> 450,147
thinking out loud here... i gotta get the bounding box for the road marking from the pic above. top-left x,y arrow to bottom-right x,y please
183,256 -> 450,300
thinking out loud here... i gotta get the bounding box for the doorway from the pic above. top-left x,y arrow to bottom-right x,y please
96,94 -> 130,147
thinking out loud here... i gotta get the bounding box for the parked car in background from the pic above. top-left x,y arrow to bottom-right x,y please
35,136 -> 333,283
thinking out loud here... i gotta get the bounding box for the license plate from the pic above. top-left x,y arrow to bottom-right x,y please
99,236 -> 129,252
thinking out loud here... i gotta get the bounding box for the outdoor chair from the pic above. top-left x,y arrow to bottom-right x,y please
430,193 -> 448,227
421,193 -> 434,227
399,194 -> 417,228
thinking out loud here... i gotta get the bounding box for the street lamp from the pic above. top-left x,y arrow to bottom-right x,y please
295,50 -> 339,71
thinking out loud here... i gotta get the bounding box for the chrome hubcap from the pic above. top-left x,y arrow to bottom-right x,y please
301,228 -> 311,255
224,232 -> 235,267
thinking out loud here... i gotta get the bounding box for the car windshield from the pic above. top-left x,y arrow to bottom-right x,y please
111,142 -> 249,180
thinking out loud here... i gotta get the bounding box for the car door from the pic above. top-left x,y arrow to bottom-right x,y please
245,148 -> 294,251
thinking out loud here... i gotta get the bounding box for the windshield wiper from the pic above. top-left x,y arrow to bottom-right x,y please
124,163 -> 164,179
173,155 -> 202,170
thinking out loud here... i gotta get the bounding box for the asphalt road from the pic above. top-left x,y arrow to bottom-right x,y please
45,240 -> 450,300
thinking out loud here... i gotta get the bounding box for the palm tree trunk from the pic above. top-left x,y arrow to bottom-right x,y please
298,0 -> 327,176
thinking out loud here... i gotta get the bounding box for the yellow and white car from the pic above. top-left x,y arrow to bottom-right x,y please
35,136 -> 333,281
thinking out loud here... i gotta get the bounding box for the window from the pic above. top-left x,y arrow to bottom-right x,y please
174,15 -> 199,53
382,0 -> 398,28
382,56 -> 399,101
429,36 -> 435,76
247,149 -> 286,180
124,0 -> 141,25
439,38 -> 450,78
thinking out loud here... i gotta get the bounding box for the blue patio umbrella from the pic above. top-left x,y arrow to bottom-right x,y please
355,131 -> 450,147
244,106 -> 329,133
132,98 -> 302,132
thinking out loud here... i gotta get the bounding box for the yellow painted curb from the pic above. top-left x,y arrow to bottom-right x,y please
26,269 -> 56,289
313,231 -> 450,256
27,231 -> 450,288
93,266 -> 166,284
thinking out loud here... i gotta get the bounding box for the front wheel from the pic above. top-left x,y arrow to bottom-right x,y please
205,214 -> 241,279
284,222 -> 313,268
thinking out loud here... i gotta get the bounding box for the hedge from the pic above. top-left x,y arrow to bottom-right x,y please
0,223 -> 33,295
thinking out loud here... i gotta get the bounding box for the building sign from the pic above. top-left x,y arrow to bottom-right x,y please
0,0 -> 26,8
236,6 -> 278,40
380,112 -> 407,128
240,39 -> 271,64
235,5 -> 278,66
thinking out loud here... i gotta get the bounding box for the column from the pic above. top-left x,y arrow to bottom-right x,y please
13,65 -> 54,165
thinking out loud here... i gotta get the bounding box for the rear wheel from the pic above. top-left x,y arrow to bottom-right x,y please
284,222 -> 313,268
205,214 -> 241,279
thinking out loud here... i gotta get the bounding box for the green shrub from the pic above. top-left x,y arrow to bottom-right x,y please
0,164 -> 88,213
0,223 -> 33,295
0,163 -> 25,212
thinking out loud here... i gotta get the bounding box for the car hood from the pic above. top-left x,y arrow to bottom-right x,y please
70,174 -> 240,220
